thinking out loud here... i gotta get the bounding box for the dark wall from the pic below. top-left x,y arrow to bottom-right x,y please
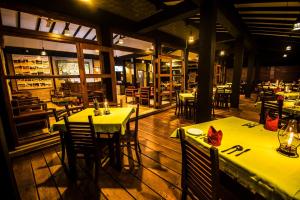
257,65 -> 300,82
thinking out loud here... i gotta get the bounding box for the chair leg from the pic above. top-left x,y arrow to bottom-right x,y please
59,132 -> 65,163
135,142 -> 141,165
137,142 -> 142,153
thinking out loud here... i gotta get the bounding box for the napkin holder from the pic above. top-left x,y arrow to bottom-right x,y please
207,126 -> 223,146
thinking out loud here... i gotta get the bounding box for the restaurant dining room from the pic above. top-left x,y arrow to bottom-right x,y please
0,0 -> 300,199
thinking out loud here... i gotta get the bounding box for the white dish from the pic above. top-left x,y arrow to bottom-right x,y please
187,128 -> 204,136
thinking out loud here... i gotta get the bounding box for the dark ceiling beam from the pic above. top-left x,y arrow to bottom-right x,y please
252,32 -> 300,39
145,0 -> 167,10
49,21 -> 56,33
2,26 -> 98,45
83,28 -> 92,39
92,35 -> 97,41
62,22 -> 69,35
16,11 -> 20,28
112,44 -> 147,54
35,17 -> 41,31
237,7 -> 300,12
73,25 -> 81,37
137,1 -> 199,33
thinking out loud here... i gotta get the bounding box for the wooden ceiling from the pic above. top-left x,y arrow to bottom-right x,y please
0,0 -> 300,53
234,1 -> 300,40
0,7 -> 98,42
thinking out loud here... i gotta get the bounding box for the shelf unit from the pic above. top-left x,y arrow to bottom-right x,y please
12,54 -> 53,90
187,60 -> 198,89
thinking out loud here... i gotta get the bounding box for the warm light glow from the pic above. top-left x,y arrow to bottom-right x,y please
118,38 -> 124,44
41,48 -> 47,56
188,35 -> 194,44
287,132 -> 294,147
142,60 -> 144,63
64,28 -> 71,36
292,22 -> 300,31
286,45 -> 292,51
220,50 -> 225,56
95,49 -> 99,53
283,54 -> 287,58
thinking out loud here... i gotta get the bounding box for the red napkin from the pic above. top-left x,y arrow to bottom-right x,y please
274,87 -> 281,93
265,114 -> 279,131
277,95 -> 284,101
207,126 -> 223,146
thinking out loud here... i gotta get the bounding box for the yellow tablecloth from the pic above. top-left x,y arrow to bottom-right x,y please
263,85 -> 279,90
276,92 -> 300,100
179,93 -> 194,102
176,117 -> 300,200
52,107 -> 134,134
256,100 -> 300,116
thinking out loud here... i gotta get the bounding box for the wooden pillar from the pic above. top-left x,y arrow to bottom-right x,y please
153,40 -> 161,108
245,52 -> 255,98
146,62 -> 150,86
0,115 -> 20,200
195,0 -> 217,123
131,58 -> 137,87
98,26 -> 117,103
122,60 -> 127,85
184,47 -> 189,92
76,43 -> 89,107
231,37 -> 244,108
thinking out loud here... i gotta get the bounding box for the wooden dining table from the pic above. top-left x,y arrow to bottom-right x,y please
52,107 -> 135,170
175,117 -> 300,200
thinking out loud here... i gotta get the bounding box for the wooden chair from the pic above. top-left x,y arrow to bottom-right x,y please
179,128 -> 220,200
125,87 -> 137,103
262,89 -> 276,101
175,90 -> 181,116
120,104 -> 141,164
53,108 -> 71,163
64,115 -> 102,180
215,88 -> 230,109
136,87 -> 150,106
259,99 -> 283,127
186,92 -> 197,121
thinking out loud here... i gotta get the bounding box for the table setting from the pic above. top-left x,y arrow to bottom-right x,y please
175,116 -> 300,199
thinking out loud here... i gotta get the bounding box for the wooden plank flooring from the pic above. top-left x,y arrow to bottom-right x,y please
12,96 -> 260,200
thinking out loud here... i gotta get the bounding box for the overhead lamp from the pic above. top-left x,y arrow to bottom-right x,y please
46,18 -> 53,27
286,45 -> 292,51
220,50 -> 225,56
142,60 -> 145,63
292,20 -> 300,31
283,54 -> 287,58
118,38 -> 124,44
64,27 -> 71,36
41,41 -> 47,56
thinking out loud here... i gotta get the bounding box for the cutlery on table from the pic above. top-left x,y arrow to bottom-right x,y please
221,145 -> 238,153
235,149 -> 251,156
227,145 -> 243,154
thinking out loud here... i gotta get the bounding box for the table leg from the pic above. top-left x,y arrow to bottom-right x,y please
114,133 -> 122,170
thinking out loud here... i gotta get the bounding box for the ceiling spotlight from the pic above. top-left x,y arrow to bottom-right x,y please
292,20 -> 300,31
118,38 -> 124,44
286,45 -> 292,51
220,50 -> 225,56
41,48 -> 47,56
188,31 -> 194,44
64,27 -> 71,36
46,18 -> 53,27
283,54 -> 287,58
142,60 -> 145,63
41,40 -> 47,56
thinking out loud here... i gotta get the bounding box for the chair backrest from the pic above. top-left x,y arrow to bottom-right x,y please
64,115 -> 97,155
140,87 -> 150,98
262,89 -> 276,101
179,128 -> 219,200
176,90 -> 180,105
53,108 -> 70,122
134,104 -> 140,134
260,99 -> 283,125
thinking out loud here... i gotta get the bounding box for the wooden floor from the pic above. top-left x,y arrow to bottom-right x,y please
12,95 -> 261,200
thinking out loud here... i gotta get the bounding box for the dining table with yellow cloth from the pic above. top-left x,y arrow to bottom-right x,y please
53,107 -> 134,134
276,91 -> 300,100
174,117 -> 300,200
255,100 -> 300,116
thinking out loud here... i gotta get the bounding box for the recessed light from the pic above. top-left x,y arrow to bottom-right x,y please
286,45 -> 292,51
220,50 -> 225,56
283,54 -> 287,58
